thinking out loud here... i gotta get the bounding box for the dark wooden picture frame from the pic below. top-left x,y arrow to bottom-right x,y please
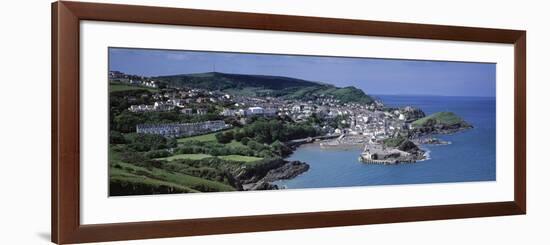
52,1 -> 526,244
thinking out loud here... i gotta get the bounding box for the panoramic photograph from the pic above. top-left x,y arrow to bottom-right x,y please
108,47 -> 496,196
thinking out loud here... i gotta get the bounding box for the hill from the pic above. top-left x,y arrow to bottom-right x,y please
413,112 -> 467,126
412,112 -> 472,134
155,72 -> 373,104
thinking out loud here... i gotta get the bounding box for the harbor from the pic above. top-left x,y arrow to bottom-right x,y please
275,95 -> 496,189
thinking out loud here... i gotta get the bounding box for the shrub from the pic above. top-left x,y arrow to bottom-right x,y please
215,131 -> 234,144
125,133 -> 170,151
109,130 -> 126,144
270,140 -> 293,157
240,137 -> 250,145
144,150 -> 171,159
234,130 -> 245,141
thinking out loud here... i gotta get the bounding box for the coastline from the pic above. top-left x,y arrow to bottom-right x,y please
265,95 -> 496,190
238,158 -> 310,191
255,141 -> 356,190
244,113 -> 473,189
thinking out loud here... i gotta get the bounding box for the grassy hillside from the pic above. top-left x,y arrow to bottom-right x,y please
109,147 -> 237,196
155,72 -> 373,104
176,131 -> 220,143
157,72 -> 319,91
159,153 -> 262,163
110,167 -> 199,195
412,112 -> 466,127
383,136 -> 407,148
109,82 -> 159,93
110,161 -> 236,194
283,85 -> 373,104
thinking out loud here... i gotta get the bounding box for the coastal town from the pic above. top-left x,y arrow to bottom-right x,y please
110,71 -> 437,158
109,70 -> 472,195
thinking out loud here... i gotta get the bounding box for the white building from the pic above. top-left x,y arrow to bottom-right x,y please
129,103 -> 173,112
143,80 -> 158,88
137,120 -> 230,138
291,105 -> 302,113
264,108 -> 278,116
221,109 -> 237,117
129,104 -> 155,112
154,101 -> 175,111
180,108 -> 193,115
247,106 -> 265,115
167,98 -> 185,107
196,108 -> 208,115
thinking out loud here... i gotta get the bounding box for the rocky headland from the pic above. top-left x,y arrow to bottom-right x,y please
410,111 -> 473,136
235,158 -> 309,190
359,111 -> 471,165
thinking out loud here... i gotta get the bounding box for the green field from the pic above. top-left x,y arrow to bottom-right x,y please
176,130 -> 245,147
158,153 -> 262,163
218,155 -> 262,162
159,153 -> 212,161
109,83 -> 159,93
177,132 -> 219,143
226,140 -> 245,147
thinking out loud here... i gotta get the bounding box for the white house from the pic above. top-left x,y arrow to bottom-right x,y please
196,108 -> 208,115
247,106 -> 265,115
180,108 -> 193,115
291,105 -> 302,113
221,109 -> 237,117
144,80 -> 158,88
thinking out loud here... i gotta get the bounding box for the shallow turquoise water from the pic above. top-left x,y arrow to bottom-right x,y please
274,95 -> 496,189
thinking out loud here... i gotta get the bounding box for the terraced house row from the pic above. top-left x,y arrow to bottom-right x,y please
136,120 -> 230,138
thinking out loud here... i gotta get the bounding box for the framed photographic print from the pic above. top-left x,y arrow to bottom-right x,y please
52,1 -> 526,244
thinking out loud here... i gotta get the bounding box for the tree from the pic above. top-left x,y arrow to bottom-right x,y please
247,140 -> 266,152
215,131 -> 234,144
144,150 -> 171,159
234,130 -> 245,141
258,149 -> 274,158
113,111 -> 143,133
308,113 -> 322,124
270,140 -> 292,157
109,130 -> 126,144
125,133 -> 170,151
166,137 -> 178,148
240,137 -> 250,145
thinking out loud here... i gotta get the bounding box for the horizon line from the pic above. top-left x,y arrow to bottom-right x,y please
372,93 -> 496,99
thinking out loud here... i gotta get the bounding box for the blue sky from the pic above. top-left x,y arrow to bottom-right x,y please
109,48 -> 496,97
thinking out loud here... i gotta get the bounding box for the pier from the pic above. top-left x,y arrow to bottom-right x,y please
357,158 -> 398,165
286,134 -> 341,147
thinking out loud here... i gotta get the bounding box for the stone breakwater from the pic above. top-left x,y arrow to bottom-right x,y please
316,135 -> 427,165
358,140 -> 426,165
319,135 -> 368,148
